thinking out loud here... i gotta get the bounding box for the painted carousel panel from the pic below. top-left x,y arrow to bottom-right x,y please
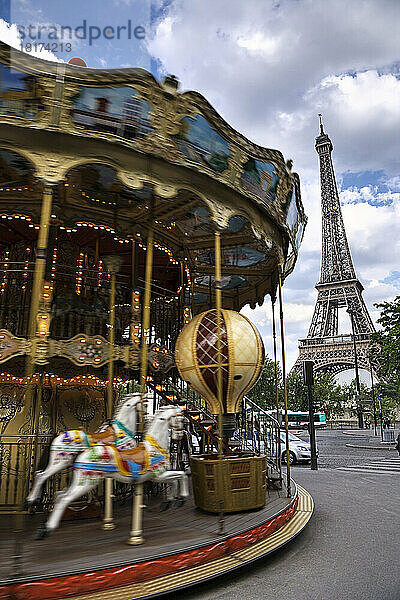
197,247 -> 267,267
284,187 -> 299,231
194,274 -> 248,290
66,164 -> 153,210
0,63 -> 44,120
240,158 -> 279,206
175,206 -> 214,238
295,221 -> 304,250
0,149 -> 35,186
174,114 -> 231,173
71,86 -> 153,140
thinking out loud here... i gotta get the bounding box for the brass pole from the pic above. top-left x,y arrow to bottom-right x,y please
102,257 -> 120,531
27,185 -> 53,341
14,184 -> 53,576
131,239 -> 136,289
103,256 -> 123,530
25,185 -> 53,391
128,224 -> 154,545
25,185 -> 53,483
271,298 -> 282,478
214,231 -> 225,535
107,271 -> 117,417
278,267 -> 291,497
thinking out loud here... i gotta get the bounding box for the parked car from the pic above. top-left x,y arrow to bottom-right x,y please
280,430 -> 317,464
231,429 -> 317,465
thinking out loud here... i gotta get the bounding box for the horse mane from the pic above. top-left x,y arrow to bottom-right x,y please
115,392 -> 151,410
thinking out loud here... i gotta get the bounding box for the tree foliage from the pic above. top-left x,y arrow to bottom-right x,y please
246,309 -> 400,421
370,296 -> 400,382
286,371 -> 308,411
369,296 -> 400,416
247,355 -> 398,422
248,356 -> 281,409
313,373 -> 344,419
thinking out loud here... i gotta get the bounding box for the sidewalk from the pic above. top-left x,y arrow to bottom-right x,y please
341,428 -> 398,450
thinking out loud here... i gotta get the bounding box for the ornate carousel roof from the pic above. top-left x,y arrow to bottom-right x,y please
0,41 -> 306,313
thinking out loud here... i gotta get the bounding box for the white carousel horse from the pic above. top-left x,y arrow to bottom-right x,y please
35,405 -> 189,539
27,393 -> 149,507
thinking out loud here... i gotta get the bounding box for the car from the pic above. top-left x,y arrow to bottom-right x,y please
230,429 -> 317,465
280,431 -> 317,465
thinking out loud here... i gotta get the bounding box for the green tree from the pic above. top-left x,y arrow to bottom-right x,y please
369,296 -> 400,419
248,357 -> 281,409
370,296 -> 400,385
313,373 -> 345,420
286,370 -> 308,411
374,381 -> 398,422
286,371 -> 345,419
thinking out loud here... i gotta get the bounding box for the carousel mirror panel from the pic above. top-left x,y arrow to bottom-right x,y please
71,86 -> 153,140
0,63 -> 44,120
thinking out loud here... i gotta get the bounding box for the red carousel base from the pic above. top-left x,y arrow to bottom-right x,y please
0,484 -> 313,600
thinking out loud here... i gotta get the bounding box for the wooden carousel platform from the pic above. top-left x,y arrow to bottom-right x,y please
0,482 -> 313,600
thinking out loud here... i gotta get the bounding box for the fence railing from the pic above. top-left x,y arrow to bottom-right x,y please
0,434 -> 73,510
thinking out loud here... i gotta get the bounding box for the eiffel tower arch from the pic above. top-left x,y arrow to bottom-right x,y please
292,117 -> 375,377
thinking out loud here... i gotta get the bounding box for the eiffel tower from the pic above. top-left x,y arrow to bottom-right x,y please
292,116 -> 375,376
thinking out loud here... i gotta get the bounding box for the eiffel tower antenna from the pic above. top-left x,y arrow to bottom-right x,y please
318,113 -> 324,135
292,119 -> 375,377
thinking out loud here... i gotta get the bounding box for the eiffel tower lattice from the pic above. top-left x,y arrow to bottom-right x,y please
292,117 -> 375,377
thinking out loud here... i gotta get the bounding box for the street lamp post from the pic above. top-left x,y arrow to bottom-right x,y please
347,308 -> 363,429
377,395 -> 384,441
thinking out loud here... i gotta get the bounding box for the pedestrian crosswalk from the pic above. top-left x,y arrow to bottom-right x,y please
337,457 -> 400,475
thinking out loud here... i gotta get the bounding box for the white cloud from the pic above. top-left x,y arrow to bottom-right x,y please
237,32 -> 281,59
147,0 -> 400,368
0,19 -> 61,62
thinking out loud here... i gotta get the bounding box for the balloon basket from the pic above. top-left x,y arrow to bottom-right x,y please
190,454 -> 266,513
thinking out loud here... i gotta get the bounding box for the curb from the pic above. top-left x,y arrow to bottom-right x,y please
345,443 -> 396,450
341,431 -> 381,438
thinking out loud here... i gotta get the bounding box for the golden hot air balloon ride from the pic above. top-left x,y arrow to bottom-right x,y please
175,308 -> 267,513
175,308 -> 264,424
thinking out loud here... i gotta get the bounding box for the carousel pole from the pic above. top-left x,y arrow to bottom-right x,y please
14,183 -> 53,577
278,266 -> 292,498
214,231 -> 225,535
271,297 -> 282,479
26,184 -> 54,484
102,255 -> 123,531
128,223 -> 154,545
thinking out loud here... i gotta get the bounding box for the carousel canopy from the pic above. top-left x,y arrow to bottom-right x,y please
0,41 -> 306,313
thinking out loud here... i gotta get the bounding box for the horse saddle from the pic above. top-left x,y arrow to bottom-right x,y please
110,443 -> 147,477
89,425 -> 116,446
117,443 -> 146,467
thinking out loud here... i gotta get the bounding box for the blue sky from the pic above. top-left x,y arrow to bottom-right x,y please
3,0 -> 155,69
1,0 -> 399,376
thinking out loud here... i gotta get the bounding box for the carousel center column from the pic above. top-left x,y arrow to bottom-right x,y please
25,180 -> 56,484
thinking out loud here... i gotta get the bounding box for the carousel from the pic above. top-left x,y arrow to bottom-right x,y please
0,41 -> 313,600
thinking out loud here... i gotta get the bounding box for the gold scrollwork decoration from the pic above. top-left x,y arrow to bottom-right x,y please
49,334 -> 110,367
0,330 -> 29,364
148,344 -> 175,373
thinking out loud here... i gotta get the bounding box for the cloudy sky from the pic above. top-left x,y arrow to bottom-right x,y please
1,0 -> 399,377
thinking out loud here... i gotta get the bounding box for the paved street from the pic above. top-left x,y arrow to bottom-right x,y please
169,429 -> 400,600
336,458 -> 400,475
298,428 -> 396,470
